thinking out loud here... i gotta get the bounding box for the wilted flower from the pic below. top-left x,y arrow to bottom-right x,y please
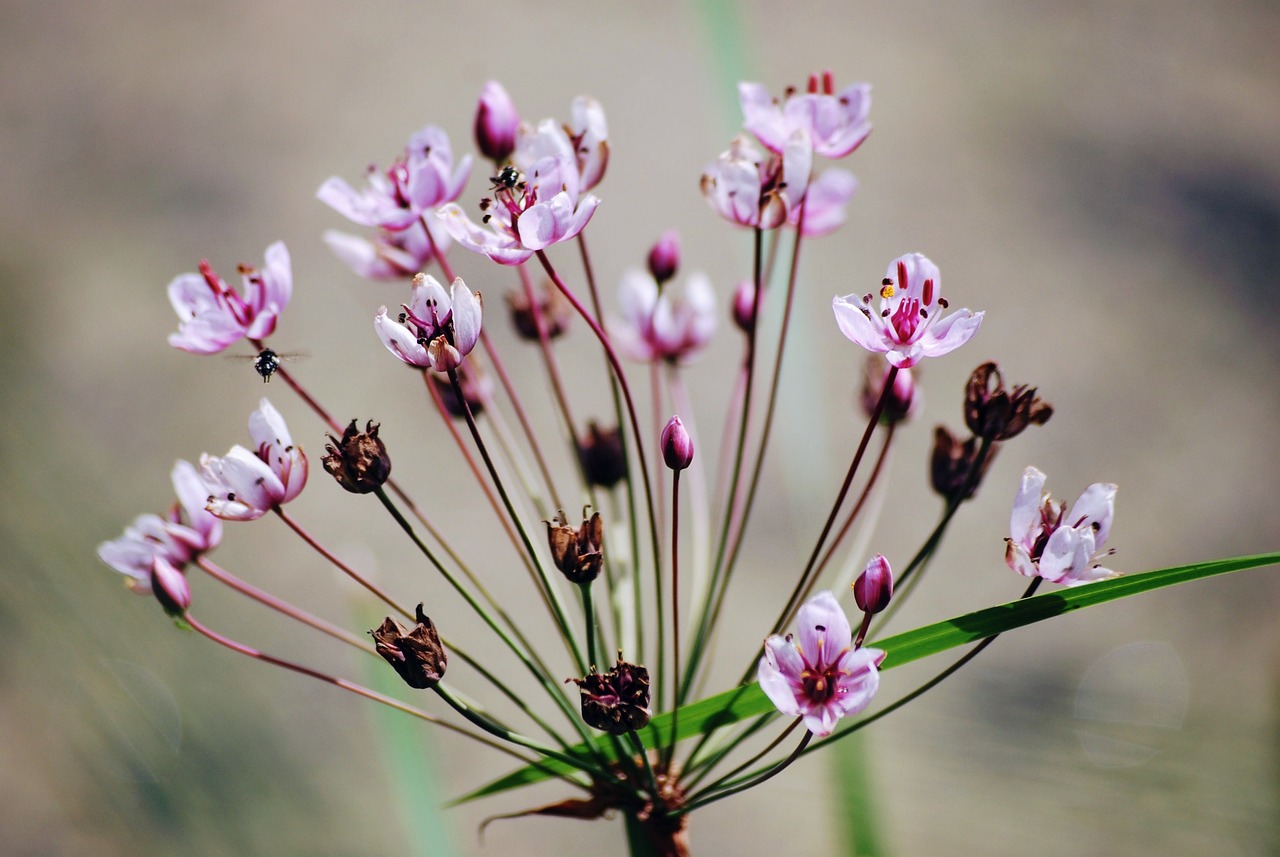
578,422 -> 627,489
1005,467 -> 1118,587
474,81 -> 520,163
546,510 -> 604,584
611,270 -> 716,364
323,420 -> 391,494
573,656 -> 651,734
757,591 -> 884,737
660,415 -> 694,471
371,604 -> 448,689
506,280 -> 570,341
200,399 -> 307,521
832,253 -> 983,369
929,425 -> 992,503
701,134 -> 811,230
429,362 -> 495,418
739,73 -> 872,160
964,362 -> 1053,441
861,355 -> 919,425
317,125 -> 471,232
374,274 -> 482,371
167,241 -> 292,354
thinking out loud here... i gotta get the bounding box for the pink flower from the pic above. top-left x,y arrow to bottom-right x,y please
739,73 -> 871,160
792,169 -> 858,237
323,218 -> 448,282
832,253 -> 983,369
200,399 -> 307,521
439,155 -> 599,266
97,460 -> 222,595
610,269 -> 716,364
374,274 -> 482,371
513,97 -> 609,192
701,134 -> 811,230
317,125 -> 471,232
167,241 -> 292,354
474,81 -> 520,163
1005,467 -> 1119,587
757,591 -> 885,737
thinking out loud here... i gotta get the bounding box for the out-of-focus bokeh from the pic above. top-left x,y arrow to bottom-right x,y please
3,2 -> 1278,854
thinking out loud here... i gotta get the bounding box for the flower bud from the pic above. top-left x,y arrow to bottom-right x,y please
578,422 -> 627,489
853,554 -> 893,614
660,415 -> 694,471
151,556 -> 191,617
861,356 -> 918,425
731,279 -> 757,334
547,510 -> 604,584
506,281 -> 570,341
371,604 -> 447,690
930,425 -> 995,503
647,230 -> 680,284
474,81 -> 519,163
572,656 -> 651,734
964,362 -> 1053,441
322,420 -> 391,494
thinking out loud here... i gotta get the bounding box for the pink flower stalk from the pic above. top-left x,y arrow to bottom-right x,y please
167,241 -> 293,354
832,253 -> 983,369
1005,467 -> 1119,587
474,81 -> 520,163
758,591 -> 885,737
373,273 -> 482,371
317,125 -> 471,232
700,134 -> 811,230
97,460 -> 222,596
610,269 -> 716,364
739,73 -> 871,160
791,169 -> 858,237
199,399 -> 307,521
323,218 -> 449,281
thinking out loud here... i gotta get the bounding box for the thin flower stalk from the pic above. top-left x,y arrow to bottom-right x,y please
682,717 -> 801,800
679,730 -> 813,814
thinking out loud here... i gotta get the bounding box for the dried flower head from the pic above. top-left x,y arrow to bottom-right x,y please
506,280 -> 570,341
573,656 -> 652,734
323,420 -> 391,494
964,362 -> 1053,441
578,422 -> 627,489
371,604 -> 447,690
547,510 -> 604,585
929,425 -> 993,503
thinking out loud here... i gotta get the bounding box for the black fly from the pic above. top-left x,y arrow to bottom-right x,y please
226,348 -> 306,383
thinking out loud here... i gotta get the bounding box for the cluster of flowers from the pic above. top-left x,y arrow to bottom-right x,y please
100,72 -> 1119,853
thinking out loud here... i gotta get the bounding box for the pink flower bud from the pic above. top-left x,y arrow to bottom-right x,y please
474,81 -> 519,162
732,279 -> 757,334
151,556 -> 191,617
660,415 -> 694,471
853,554 -> 893,614
647,230 -> 680,284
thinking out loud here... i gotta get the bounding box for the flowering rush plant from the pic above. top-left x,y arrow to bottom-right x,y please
99,72 -> 1277,855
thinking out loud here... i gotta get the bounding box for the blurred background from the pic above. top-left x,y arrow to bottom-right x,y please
2,1 -> 1278,855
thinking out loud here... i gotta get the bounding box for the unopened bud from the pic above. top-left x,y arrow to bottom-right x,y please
547,510 -> 604,584
151,556 -> 191,617
853,554 -> 893,614
660,415 -> 694,471
578,422 -> 628,489
930,425 -> 995,503
731,279 -> 757,334
474,81 -> 519,163
861,356 -> 919,424
647,230 -> 681,284
323,420 -> 391,494
964,362 -> 1053,441
572,656 -> 652,734
371,604 -> 447,690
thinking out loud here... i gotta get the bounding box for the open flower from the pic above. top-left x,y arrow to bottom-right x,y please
832,253 -> 983,368
323,218 -> 449,282
167,241 -> 292,354
317,125 -> 471,232
739,73 -> 871,160
513,96 -> 609,191
199,399 -> 307,521
374,274 -> 482,371
1005,467 -> 1118,587
792,169 -> 858,237
758,591 -> 884,737
701,134 -> 811,230
610,269 -> 716,364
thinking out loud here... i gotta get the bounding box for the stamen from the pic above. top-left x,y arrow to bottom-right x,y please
922,277 -> 935,306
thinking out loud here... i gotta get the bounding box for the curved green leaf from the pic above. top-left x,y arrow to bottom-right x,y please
453,552 -> 1279,804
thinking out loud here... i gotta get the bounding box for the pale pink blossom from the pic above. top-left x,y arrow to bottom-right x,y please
610,269 -> 716,364
374,274 -> 482,371
832,253 -> 983,369
323,217 -> 448,281
167,241 -> 292,354
1005,467 -> 1119,587
513,97 -> 609,191
439,154 -> 599,265
791,169 -> 858,237
317,125 -> 471,231
758,591 -> 884,737
701,134 -> 811,230
739,74 -> 871,160
200,399 -> 307,521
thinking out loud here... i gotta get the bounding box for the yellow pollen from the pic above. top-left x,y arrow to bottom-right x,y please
880,284 -> 895,299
